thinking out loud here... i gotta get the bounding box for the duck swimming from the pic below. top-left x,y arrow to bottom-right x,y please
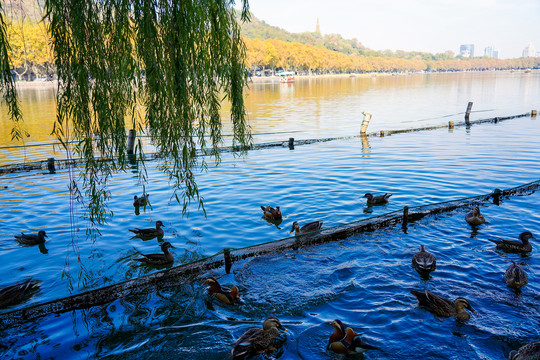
465,206 -> 486,226
412,245 -> 436,273
363,193 -> 392,205
133,194 -> 149,207
488,231 -> 534,253
129,220 -> 165,239
203,277 -> 241,305
508,341 -> 540,360
260,205 -> 282,220
134,241 -> 174,265
231,316 -> 286,359
290,221 -> 323,235
15,230 -> 47,245
411,289 -> 476,322
505,261 -> 528,289
0,279 -> 40,308
328,319 -> 378,355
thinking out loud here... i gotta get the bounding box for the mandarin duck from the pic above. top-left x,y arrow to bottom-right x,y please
260,205 -> 282,220
328,319 -> 378,355
203,277 -> 241,305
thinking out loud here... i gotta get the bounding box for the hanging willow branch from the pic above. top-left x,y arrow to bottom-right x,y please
0,3 -> 26,141
32,0 -> 252,222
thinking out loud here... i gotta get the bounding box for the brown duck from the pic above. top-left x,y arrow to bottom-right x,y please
465,206 -> 486,226
509,341 -> 540,360
412,245 -> 437,273
133,194 -> 149,207
290,221 -> 323,235
134,241 -> 174,265
203,277 -> 241,305
363,193 -> 392,205
505,261 -> 528,289
129,220 -> 165,239
15,230 -> 47,245
328,319 -> 378,355
260,205 -> 282,220
0,279 -> 40,308
411,289 -> 476,322
488,231 -> 534,253
231,316 -> 286,359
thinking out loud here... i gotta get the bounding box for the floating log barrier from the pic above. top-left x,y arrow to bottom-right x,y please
0,112 -> 532,176
0,179 -> 538,330
361,112 -> 372,134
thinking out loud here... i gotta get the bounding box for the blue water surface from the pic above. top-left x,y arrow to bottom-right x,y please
0,116 -> 539,359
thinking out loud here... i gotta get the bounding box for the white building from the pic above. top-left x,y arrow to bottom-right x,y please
484,46 -> 499,58
522,42 -> 536,58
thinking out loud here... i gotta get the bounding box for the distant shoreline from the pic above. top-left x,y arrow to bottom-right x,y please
13,69 -> 530,88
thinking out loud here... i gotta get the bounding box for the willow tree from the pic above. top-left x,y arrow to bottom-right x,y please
1,0 -> 252,223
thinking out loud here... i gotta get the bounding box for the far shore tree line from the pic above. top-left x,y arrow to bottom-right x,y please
6,20 -> 540,81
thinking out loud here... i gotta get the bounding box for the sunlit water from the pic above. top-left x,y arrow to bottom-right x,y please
0,72 -> 539,359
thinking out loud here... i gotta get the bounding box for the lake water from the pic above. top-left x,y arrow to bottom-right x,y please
0,71 -> 539,359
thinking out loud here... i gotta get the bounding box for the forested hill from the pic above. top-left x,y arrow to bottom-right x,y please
238,12 -> 459,61
239,12 -> 367,56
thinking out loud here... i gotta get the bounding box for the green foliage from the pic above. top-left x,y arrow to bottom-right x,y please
1,0 -> 252,225
0,4 -> 26,141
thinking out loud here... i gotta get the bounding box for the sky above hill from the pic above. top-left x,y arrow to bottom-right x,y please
241,0 -> 539,59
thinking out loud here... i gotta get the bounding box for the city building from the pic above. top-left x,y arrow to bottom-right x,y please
459,44 -> 474,58
484,46 -> 499,58
522,42 -> 536,58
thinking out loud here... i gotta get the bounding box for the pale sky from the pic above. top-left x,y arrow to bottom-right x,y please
242,0 -> 540,59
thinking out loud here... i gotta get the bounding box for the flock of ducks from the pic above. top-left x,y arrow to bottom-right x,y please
2,193 -> 538,359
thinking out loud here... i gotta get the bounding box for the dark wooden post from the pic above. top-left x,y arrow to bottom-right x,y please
47,158 -> 55,173
448,121 -> 454,129
402,206 -> 409,228
288,138 -> 294,150
127,129 -> 136,155
360,112 -> 372,134
380,130 -> 385,137
224,248 -> 232,274
532,110 -> 537,117
465,102 -> 473,124
491,188 -> 502,206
